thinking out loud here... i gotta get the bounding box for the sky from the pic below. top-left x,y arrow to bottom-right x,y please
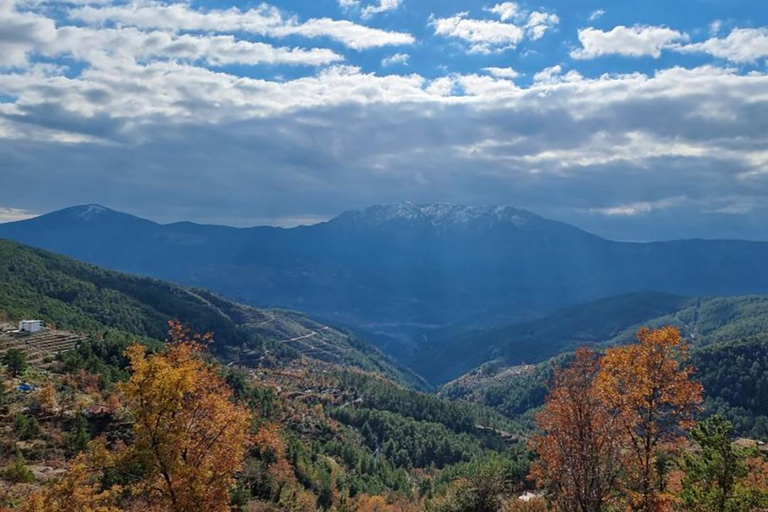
2,0 -> 768,240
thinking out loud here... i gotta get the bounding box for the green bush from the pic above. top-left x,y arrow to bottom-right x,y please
14,414 -> 41,441
2,459 -> 35,483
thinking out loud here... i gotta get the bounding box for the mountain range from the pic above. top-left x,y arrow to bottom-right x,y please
0,238 -> 423,388
4,202 -> 768,364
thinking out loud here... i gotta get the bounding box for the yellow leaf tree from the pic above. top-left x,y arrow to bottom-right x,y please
22,453 -> 120,512
122,321 -> 252,512
596,326 -> 702,511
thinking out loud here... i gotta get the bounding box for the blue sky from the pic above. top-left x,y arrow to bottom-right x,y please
2,0 -> 768,240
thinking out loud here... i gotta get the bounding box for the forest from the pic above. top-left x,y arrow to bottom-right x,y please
1,241 -> 768,510
2,320 -> 768,511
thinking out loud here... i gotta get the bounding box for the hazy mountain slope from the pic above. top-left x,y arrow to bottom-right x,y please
442,333 -> 768,440
411,292 -> 692,384
5,203 -> 768,359
440,297 -> 768,437
425,293 -> 768,385
0,239 -> 424,388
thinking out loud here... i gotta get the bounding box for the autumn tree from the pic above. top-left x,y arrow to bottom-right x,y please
121,321 -> 252,512
530,349 -> 625,512
597,327 -> 702,511
22,453 -> 120,512
36,383 -> 59,414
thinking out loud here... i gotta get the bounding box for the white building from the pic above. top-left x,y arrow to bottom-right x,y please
18,320 -> 44,333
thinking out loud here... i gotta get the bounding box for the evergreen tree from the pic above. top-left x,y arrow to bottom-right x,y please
3,349 -> 27,377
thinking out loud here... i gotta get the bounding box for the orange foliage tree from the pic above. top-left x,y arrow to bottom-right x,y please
596,326 -> 702,511
122,321 -> 252,512
530,348 -> 626,512
22,453 -> 120,512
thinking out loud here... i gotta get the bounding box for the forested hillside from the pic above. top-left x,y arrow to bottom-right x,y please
423,292 -> 768,384
0,239 -> 422,388
444,333 -> 768,439
0,319 -> 534,510
412,292 -> 690,383
6,203 -> 768,359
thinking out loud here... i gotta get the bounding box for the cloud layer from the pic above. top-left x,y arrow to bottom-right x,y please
3,0 -> 768,241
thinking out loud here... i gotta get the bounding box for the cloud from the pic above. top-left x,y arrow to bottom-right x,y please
431,5 -> 558,53
483,67 -> 519,79
525,11 -> 560,40
709,19 -> 722,36
532,64 -> 562,83
51,27 -> 344,67
361,0 -> 402,19
678,28 -> 768,63
0,0 -> 344,69
7,58 -> 768,237
431,13 -> 524,53
0,206 -> 36,222
338,0 -> 402,18
487,2 -> 521,22
5,0 -> 768,240
590,197 -> 686,216
588,9 -> 605,22
572,24 -> 768,64
571,25 -> 688,59
71,3 -> 415,50
0,0 -> 57,66
382,53 -> 409,67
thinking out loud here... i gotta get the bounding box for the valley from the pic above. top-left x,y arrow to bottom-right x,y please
5,203 -> 768,363
2,204 -> 768,510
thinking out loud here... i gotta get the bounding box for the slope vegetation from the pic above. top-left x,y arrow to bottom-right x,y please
5,203 -> 768,359
0,239 -> 423,388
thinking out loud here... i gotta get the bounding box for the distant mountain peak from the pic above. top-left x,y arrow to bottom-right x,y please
72,204 -> 112,221
333,202 -> 539,230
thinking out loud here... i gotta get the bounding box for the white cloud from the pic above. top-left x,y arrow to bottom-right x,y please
571,25 -> 688,59
0,206 -> 36,222
483,67 -> 519,79
430,12 -> 525,53
0,0 -> 344,69
590,197 -> 687,216
571,23 -> 768,64
6,0 -> 768,239
679,28 -> 768,63
50,27 -> 344,67
338,0 -> 402,18
487,2 -> 521,22
361,0 -> 402,19
588,9 -> 605,22
532,64 -> 562,83
382,52 -> 409,66
71,3 -> 415,50
0,0 -> 57,66
432,5 -> 558,53
525,11 -> 559,40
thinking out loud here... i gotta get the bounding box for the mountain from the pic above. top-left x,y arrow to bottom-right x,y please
5,202 -> 768,359
441,334 -> 768,440
0,238 -> 424,388
439,296 -> 768,438
410,292 -> 691,384
422,292 -> 768,384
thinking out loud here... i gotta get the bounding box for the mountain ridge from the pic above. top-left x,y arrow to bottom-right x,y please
0,238 -> 425,388
5,203 -> 768,361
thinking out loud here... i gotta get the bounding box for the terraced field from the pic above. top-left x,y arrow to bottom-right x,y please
0,322 -> 84,367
